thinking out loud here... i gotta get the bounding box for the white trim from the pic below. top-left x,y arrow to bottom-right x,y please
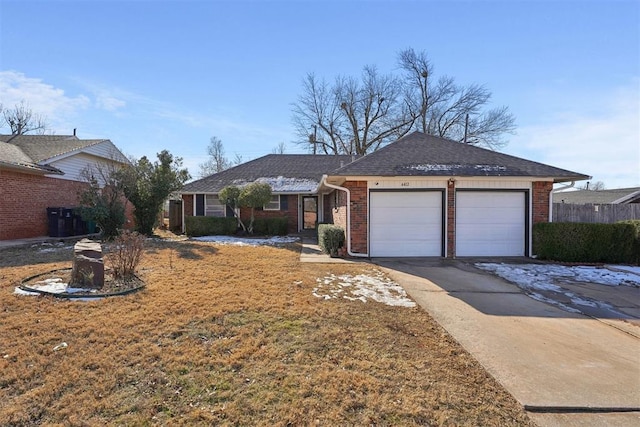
263,194 -> 281,211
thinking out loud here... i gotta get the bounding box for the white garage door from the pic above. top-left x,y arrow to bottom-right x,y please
370,191 -> 443,257
456,191 -> 526,256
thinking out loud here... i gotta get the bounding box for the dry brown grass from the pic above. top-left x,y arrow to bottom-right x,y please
0,236 -> 534,426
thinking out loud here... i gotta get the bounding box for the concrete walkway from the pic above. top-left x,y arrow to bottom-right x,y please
374,258 -> 640,427
299,236 -> 357,264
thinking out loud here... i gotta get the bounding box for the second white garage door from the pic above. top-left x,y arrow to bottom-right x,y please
456,191 -> 526,256
370,191 -> 443,257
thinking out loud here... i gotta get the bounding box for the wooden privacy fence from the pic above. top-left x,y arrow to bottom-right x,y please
553,203 -> 640,223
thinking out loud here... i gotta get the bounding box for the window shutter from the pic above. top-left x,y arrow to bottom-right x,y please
280,195 -> 288,211
196,194 -> 204,216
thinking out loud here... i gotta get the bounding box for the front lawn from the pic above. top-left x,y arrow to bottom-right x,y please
0,237 -> 533,425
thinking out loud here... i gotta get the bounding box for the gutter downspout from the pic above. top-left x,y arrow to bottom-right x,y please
552,181 -> 576,193
320,175 -> 369,258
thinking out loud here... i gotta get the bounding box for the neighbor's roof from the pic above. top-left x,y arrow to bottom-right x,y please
331,131 -> 590,183
0,134 -> 106,162
554,187 -> 640,204
182,154 -> 355,193
0,135 -> 65,174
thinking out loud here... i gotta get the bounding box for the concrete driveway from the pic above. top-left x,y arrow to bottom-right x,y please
375,258 -> 640,427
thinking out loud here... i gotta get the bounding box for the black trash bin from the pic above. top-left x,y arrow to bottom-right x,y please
61,208 -> 75,237
73,209 -> 86,235
46,207 -> 63,237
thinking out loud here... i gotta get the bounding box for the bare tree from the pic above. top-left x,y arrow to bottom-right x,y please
198,136 -> 239,177
271,141 -> 287,154
292,68 -> 415,155
1,100 -> 48,135
292,48 -> 516,154
399,48 -> 515,149
578,181 -> 606,191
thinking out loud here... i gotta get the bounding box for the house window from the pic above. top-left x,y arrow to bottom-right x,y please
264,195 -> 281,211
205,195 -> 226,217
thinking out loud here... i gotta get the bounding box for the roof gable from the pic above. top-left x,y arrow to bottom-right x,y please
331,131 -> 590,182
0,134 -> 127,176
0,134 -> 106,162
182,154 -> 355,193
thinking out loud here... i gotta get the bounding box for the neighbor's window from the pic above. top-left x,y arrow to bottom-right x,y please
264,195 -> 281,211
205,195 -> 226,217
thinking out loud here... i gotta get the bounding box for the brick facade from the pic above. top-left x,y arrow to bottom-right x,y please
343,181 -> 368,254
0,169 -> 136,240
532,181 -> 553,224
1,170 -> 90,240
240,195 -> 299,234
446,180 -> 456,258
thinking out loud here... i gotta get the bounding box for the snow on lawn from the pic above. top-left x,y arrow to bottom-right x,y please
14,277 -> 95,296
191,235 -> 299,246
32,242 -> 74,253
313,269 -> 416,308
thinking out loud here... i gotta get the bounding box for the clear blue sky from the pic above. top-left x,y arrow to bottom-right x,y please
1,0 -> 638,187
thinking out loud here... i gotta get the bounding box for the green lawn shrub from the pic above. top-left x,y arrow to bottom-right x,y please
252,217 -> 289,236
533,222 -> 639,264
185,216 -> 237,237
317,224 -> 345,256
617,220 -> 640,265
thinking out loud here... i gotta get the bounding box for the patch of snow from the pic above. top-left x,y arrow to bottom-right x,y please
191,235 -> 299,246
407,164 -> 507,173
312,269 -> 416,308
475,263 -> 639,316
14,277 -> 96,297
255,176 -> 319,192
477,263 -> 640,288
31,242 -> 73,253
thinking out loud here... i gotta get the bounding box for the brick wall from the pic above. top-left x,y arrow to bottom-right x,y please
343,181 -> 368,254
532,181 -> 552,224
183,194 -> 194,217
446,180 -> 456,258
240,195 -> 299,234
0,170 -> 88,240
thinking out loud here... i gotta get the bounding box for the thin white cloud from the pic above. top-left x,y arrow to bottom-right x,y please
510,80 -> 640,188
0,70 -> 91,131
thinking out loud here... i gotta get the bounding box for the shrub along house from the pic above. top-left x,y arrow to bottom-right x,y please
182,131 -> 590,257
0,133 -> 129,240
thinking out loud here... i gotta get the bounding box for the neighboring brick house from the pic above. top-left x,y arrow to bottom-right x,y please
181,131 -> 589,257
0,134 -> 130,240
180,154 -> 354,234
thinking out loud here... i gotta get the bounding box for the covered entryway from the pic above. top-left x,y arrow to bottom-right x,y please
455,191 -> 527,256
302,196 -> 317,230
369,190 -> 444,257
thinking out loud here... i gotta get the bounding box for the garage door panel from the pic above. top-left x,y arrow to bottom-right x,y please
370,191 -> 442,257
456,191 -> 526,257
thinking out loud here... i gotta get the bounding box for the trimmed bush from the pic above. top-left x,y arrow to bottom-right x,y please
317,224 -> 345,256
185,216 -> 237,237
617,220 -> 640,265
252,217 -> 289,236
533,222 -> 638,264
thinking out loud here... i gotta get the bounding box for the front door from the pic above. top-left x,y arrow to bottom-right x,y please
302,196 -> 318,230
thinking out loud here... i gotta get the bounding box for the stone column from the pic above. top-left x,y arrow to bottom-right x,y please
71,239 -> 104,289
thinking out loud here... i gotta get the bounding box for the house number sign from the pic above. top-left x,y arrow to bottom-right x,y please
401,182 -> 410,187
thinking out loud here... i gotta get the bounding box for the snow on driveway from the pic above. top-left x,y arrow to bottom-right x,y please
313,269 -> 416,308
476,263 -> 640,317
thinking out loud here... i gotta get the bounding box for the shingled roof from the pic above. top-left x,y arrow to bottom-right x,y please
0,140 -> 63,174
182,154 -> 355,193
331,131 -> 590,183
0,134 -> 105,162
554,187 -> 640,204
